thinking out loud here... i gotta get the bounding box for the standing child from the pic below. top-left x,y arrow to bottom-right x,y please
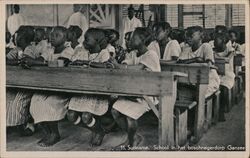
213,33 -> 235,121
178,26 -> 220,98
67,28 -> 111,146
23,26 -> 74,147
110,27 -> 160,147
149,22 -> 181,60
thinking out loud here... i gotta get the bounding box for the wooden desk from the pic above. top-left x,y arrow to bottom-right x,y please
6,66 -> 185,146
160,60 -> 209,142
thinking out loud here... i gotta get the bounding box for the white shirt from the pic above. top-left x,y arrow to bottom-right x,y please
147,40 -> 181,60
67,12 -> 89,43
122,16 -> 142,47
7,13 -> 26,35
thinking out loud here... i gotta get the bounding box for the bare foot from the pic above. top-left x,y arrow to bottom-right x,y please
92,131 -> 105,146
38,133 -> 60,147
132,134 -> 142,146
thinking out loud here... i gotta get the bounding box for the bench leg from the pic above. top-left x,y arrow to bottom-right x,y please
204,99 -> 213,131
159,80 -> 177,146
212,93 -> 220,124
193,84 -> 207,143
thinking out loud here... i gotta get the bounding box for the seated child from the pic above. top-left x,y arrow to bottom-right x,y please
178,26 -> 220,98
67,25 -> 89,62
66,28 -> 111,146
149,21 -> 181,60
213,33 -> 235,121
6,26 -> 35,136
227,29 -> 241,54
6,26 -> 36,65
6,31 -> 12,54
110,27 -> 160,147
22,26 -> 74,147
209,25 -> 228,49
32,28 -> 49,57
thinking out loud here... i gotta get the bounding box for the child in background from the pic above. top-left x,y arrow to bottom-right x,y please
22,26 -> 74,147
227,29 -> 241,54
149,22 -> 181,60
6,31 -> 12,54
209,25 -> 228,49
110,27 -> 160,147
67,28 -> 111,146
67,25 -> 89,62
32,28 -> 49,57
169,28 -> 186,51
6,26 -> 35,136
178,26 -> 220,98
213,33 -> 235,121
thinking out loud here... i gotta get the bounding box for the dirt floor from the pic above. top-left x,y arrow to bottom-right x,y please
6,97 -> 245,151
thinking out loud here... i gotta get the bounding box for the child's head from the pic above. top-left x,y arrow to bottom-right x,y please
34,28 -> 46,43
50,26 -> 67,47
45,27 -> 53,42
15,26 -> 35,50
67,25 -> 83,42
130,27 -> 152,50
228,29 -> 238,43
169,29 -> 185,44
215,25 -> 227,35
125,31 -> 133,51
127,5 -> 135,19
13,4 -> 20,14
153,22 -> 172,42
185,26 -> 204,46
105,29 -> 120,46
6,31 -> 11,44
214,33 -> 227,52
83,28 -> 108,53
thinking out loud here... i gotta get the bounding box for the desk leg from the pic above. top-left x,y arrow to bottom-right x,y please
193,84 -> 207,143
159,80 -> 177,146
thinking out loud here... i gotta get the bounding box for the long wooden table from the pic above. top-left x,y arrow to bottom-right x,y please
160,60 -> 210,142
6,65 -> 186,146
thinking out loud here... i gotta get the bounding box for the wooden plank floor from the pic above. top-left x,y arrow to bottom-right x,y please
7,97 -> 245,151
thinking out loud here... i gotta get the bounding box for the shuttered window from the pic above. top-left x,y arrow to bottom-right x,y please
165,5 -> 178,28
232,4 -> 245,26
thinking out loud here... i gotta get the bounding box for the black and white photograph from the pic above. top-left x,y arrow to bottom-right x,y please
1,0 -> 249,157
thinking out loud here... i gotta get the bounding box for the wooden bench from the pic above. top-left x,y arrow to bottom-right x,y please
174,100 -> 197,146
160,61 -> 209,143
6,65 -> 186,146
233,54 -> 245,104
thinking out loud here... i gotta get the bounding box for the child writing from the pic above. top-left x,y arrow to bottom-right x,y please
22,26 -> 74,147
149,22 -> 181,60
67,28 -> 111,146
178,26 -> 220,98
6,26 -> 35,136
213,33 -> 235,121
110,27 -> 160,147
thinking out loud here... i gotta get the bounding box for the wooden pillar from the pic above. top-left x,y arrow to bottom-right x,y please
225,4 -> 232,28
160,5 -> 165,22
178,5 -> 183,29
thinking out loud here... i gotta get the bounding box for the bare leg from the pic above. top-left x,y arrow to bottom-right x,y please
127,117 -> 141,147
219,85 -> 227,122
37,122 -> 50,144
38,121 -> 60,147
81,112 -> 105,146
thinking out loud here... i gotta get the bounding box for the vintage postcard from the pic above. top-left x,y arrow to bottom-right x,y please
0,0 -> 249,157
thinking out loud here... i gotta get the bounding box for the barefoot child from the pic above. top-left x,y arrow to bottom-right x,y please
23,26 -> 74,147
6,26 -> 35,136
110,27 -> 160,147
213,33 -> 235,121
178,26 -> 220,98
67,28 -> 111,146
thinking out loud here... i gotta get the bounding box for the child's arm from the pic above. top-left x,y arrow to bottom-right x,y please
20,56 -> 47,66
177,57 -> 204,64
